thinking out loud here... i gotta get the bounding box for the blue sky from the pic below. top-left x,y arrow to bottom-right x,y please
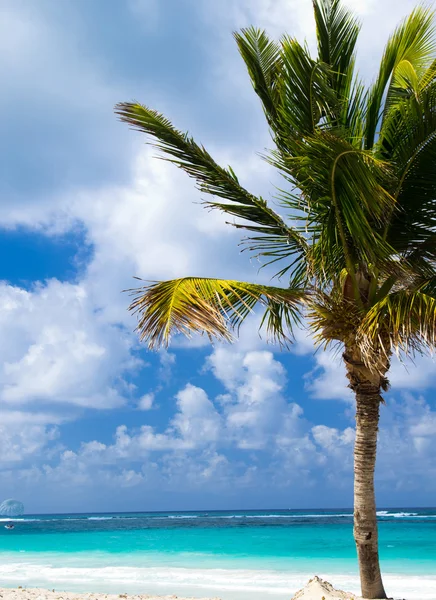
2,0 -> 436,514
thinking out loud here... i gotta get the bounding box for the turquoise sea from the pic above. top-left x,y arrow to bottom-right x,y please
1,509 -> 435,599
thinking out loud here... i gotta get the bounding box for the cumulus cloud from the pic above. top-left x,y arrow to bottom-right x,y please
4,343 -> 436,509
304,345 -> 436,402
2,0 -> 436,511
0,280 -> 141,409
305,350 -> 353,402
208,348 -> 297,449
137,393 -> 155,411
0,420 -> 59,466
2,348 -> 321,493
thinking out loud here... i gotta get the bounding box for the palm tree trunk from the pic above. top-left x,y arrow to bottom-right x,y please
343,346 -> 388,600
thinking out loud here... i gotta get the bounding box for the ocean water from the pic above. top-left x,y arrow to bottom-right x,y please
0,509 -> 435,600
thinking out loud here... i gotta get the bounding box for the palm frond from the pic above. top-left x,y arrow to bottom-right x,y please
380,81 -> 436,261
359,290 -> 436,358
272,131 -> 396,278
420,58 -> 436,91
417,277 -> 436,301
365,6 -> 436,149
343,78 -> 367,144
278,37 -> 338,141
127,277 -> 306,349
313,0 -> 366,140
313,0 -> 360,99
234,27 -> 283,134
115,102 -> 308,266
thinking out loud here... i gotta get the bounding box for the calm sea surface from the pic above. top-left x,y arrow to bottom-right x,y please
1,509 -> 435,599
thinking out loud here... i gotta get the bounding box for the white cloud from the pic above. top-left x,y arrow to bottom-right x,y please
5,352 -> 436,507
171,384 -> 222,446
0,280 -> 141,409
137,393 -> 155,410
0,414 -> 60,466
200,0 -> 316,46
305,348 -> 436,402
0,0 -> 134,230
158,351 -> 176,382
207,347 -> 312,451
388,354 -> 436,390
63,383 -> 223,466
305,350 -> 353,402
311,425 -> 355,478
53,342 -> 433,497
57,146 -> 260,335
11,349 -> 321,493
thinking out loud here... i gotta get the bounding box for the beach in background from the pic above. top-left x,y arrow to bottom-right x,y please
1,509 -> 435,600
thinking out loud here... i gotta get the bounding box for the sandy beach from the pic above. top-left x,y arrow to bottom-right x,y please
0,590 -> 221,600
0,579 -> 363,600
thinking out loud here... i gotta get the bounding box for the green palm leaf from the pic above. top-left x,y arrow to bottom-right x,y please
359,290 -> 436,357
313,0 -> 360,99
115,102 -> 307,267
234,27 -> 283,135
365,6 -> 436,149
128,277 -> 306,349
278,36 -> 338,140
380,81 -> 436,263
273,131 -> 396,279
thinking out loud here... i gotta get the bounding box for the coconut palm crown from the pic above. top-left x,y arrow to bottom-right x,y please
116,1 -> 436,598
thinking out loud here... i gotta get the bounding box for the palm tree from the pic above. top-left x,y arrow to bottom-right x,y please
116,1 -> 436,597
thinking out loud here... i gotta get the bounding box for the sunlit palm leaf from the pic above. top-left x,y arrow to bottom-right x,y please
365,6 -> 436,148
359,290 -> 436,357
420,58 -> 436,91
416,276 -> 436,299
128,277 -> 306,349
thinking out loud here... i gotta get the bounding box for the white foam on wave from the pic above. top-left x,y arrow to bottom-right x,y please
165,515 -> 198,519
376,511 -> 428,518
245,514 -> 352,519
0,561 -> 435,600
164,511 -> 436,520
203,514 -> 353,519
0,519 -> 39,522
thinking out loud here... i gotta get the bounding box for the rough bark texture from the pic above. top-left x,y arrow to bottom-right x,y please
343,346 -> 388,600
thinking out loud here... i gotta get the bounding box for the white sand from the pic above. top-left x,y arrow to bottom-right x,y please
0,589 -> 220,600
291,576 -> 404,600
0,580 -> 405,600
291,577 -> 359,599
